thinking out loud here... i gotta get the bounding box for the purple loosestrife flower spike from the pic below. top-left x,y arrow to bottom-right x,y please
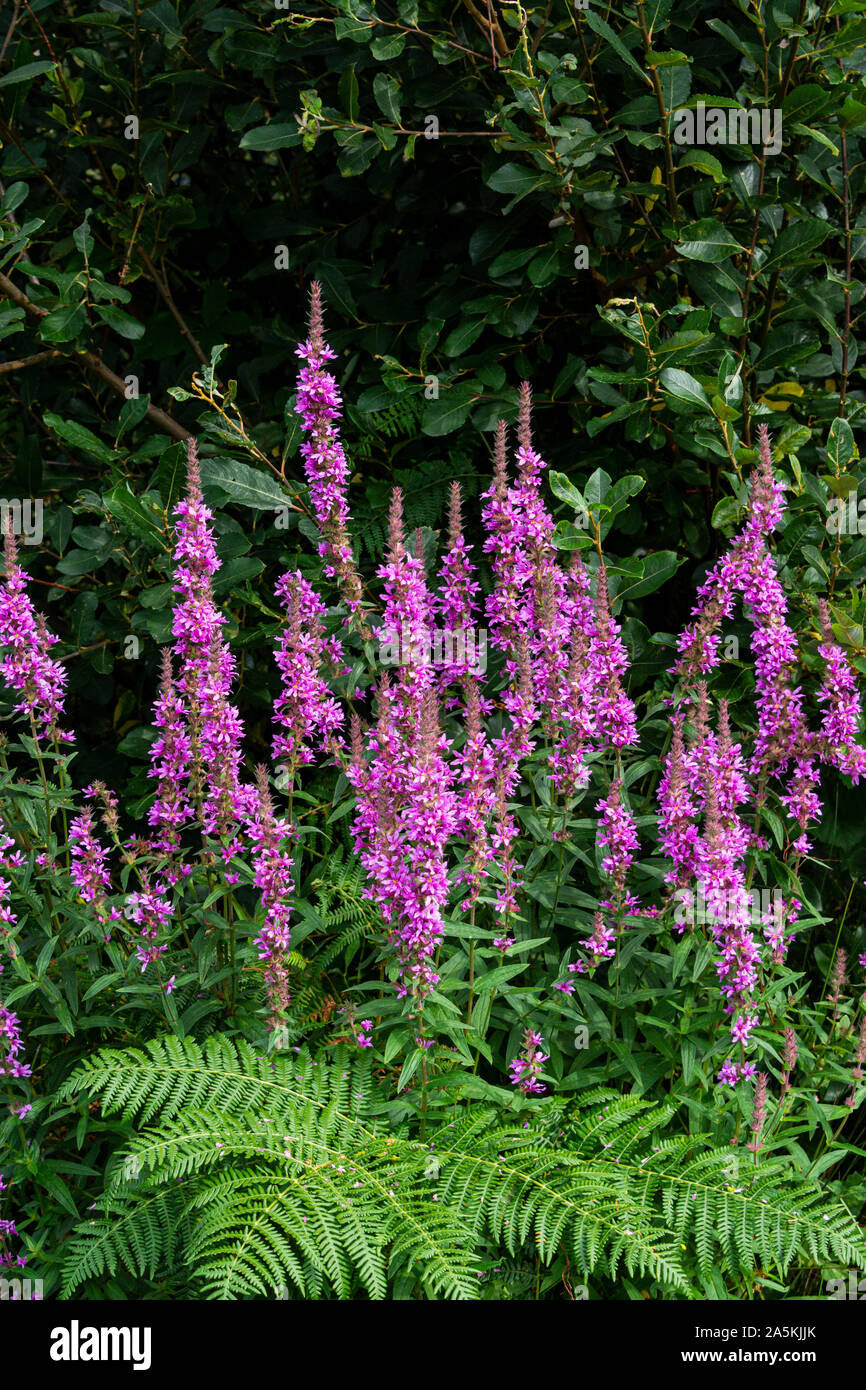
570,910 -> 616,976
511,384 -> 574,725
490,771 -> 523,923
674,425 -> 786,679
845,1017 -> 866,1108
147,648 -> 192,850
0,519 -> 69,740
69,806 -> 112,932
658,712 -> 700,896
396,687 -> 457,997
377,489 -> 435,718
596,779 -> 639,904
746,1071 -> 768,1153
590,565 -> 637,751
0,1000 -> 31,1079
508,1027 -> 549,1095
780,1026 -> 797,1096
2,795 -> 37,1078
435,482 -> 481,691
347,678 -> 457,999
294,283 -> 365,623
168,439 -> 253,838
246,766 -> 295,1032
816,599 -> 866,782
273,570 -> 345,779
454,680 -> 496,910
128,877 -> 173,974
550,554 -> 597,797
481,421 -> 527,660
829,948 -> 847,1017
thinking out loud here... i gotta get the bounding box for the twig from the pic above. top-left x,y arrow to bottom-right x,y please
119,184 -> 152,285
0,0 -> 22,67
0,349 -> 60,373
0,269 -> 190,440
462,0 -> 508,60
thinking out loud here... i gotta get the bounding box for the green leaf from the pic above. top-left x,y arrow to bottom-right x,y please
373,73 -> 401,124
584,468 -> 611,507
606,474 -> 646,509
677,150 -> 726,182
103,484 -> 166,547
660,367 -> 713,413
527,246 -> 561,288
611,550 -> 680,601
759,221 -> 830,278
827,418 -> 855,471
117,394 -> 152,438
442,319 -> 485,356
43,414 -> 117,465
676,219 -> 745,263
39,302 -> 87,343
94,305 -> 145,340
584,11 -> 651,86
421,385 -> 476,436
548,470 -> 586,510
0,61 -> 56,88
239,123 -> 302,151
485,162 -> 554,207
198,457 -> 293,511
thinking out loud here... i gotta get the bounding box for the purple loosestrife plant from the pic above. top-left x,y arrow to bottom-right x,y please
511,384 -> 574,728
69,806 -> 112,928
377,488 -> 434,701
272,570 -> 345,779
481,421 -> 527,662
549,554 -> 597,798
0,1172 -> 25,1271
245,766 -> 295,1034
163,438 -> 253,842
147,649 -> 193,852
453,680 -> 497,911
0,824 -> 29,1081
0,520 -> 68,741
815,600 -> 866,782
657,712 -> 700,896
589,563 -> 638,753
508,1027 -> 549,1095
435,482 -> 481,693
294,282 -> 365,625
127,878 -> 174,976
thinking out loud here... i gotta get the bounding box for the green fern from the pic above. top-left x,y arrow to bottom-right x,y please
58,1045 -> 866,1300
59,1037 -> 476,1300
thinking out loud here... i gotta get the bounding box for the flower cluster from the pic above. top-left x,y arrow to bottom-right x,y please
508,1027 -> 549,1094
273,570 -> 345,777
294,282 -> 364,620
126,881 -> 173,975
245,768 -> 295,1030
0,1172 -> 25,1271
0,521 -> 68,739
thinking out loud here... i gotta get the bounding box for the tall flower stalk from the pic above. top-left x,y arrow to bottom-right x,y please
294,282 -> 364,622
